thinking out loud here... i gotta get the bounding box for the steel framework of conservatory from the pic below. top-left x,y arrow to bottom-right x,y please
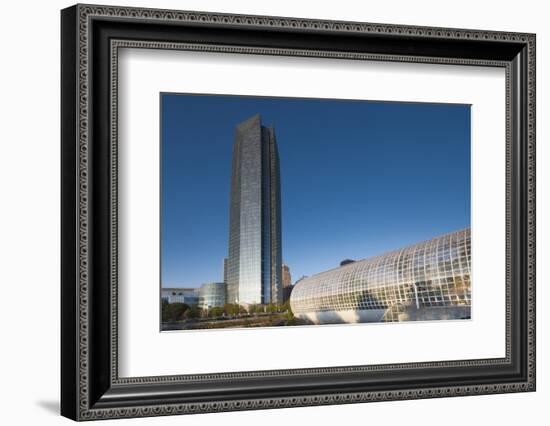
290,228 -> 471,324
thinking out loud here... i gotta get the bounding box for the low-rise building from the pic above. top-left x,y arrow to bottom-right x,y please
199,282 -> 226,310
161,287 -> 200,305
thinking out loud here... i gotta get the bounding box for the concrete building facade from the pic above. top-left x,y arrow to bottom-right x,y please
161,287 -> 200,305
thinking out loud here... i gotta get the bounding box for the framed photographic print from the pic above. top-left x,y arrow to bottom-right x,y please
61,3 -> 536,421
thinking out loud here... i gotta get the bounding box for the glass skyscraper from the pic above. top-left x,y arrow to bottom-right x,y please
227,114 -> 282,305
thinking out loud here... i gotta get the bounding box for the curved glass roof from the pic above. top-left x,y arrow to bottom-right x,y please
290,228 -> 471,315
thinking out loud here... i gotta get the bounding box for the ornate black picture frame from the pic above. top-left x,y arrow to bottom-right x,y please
61,3 -> 536,421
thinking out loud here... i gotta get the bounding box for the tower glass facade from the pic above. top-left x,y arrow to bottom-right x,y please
227,114 -> 282,305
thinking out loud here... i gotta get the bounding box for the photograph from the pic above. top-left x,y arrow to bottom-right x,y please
160,93 -> 472,331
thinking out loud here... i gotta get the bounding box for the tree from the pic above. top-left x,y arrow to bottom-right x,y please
249,304 -> 267,314
223,303 -> 241,316
281,300 -> 292,314
184,306 -> 201,320
161,303 -> 189,322
284,306 -> 295,321
266,303 -> 278,313
209,306 -> 224,318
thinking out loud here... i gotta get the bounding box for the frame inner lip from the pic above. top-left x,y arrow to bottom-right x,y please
109,39 -> 513,385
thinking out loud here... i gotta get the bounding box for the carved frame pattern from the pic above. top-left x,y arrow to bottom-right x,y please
61,3 -> 536,421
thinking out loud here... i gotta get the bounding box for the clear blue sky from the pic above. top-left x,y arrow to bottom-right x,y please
161,94 -> 470,288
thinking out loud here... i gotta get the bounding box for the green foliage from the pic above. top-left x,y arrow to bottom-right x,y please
266,303 -> 278,313
209,306 -> 225,318
247,304 -> 260,314
162,302 -> 189,322
223,303 -> 239,316
281,300 -> 292,315
184,305 -> 202,319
